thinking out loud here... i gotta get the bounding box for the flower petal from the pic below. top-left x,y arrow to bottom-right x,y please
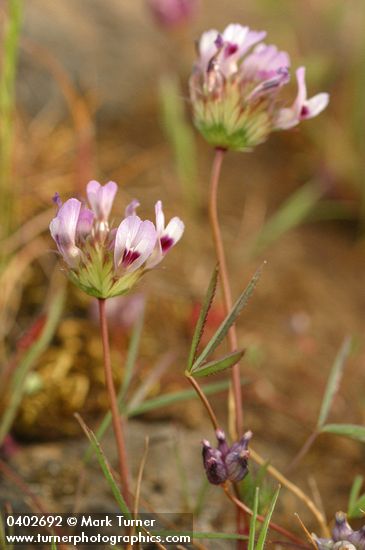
161,217 -> 185,252
301,93 -> 329,119
125,199 -> 140,217
114,216 -> 157,272
87,180 -> 118,220
77,206 -> 94,237
49,198 -> 82,267
155,200 -> 165,235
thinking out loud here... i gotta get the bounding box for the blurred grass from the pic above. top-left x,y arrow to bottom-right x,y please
0,0 -> 22,242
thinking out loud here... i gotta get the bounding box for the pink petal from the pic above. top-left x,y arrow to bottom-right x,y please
125,199 -> 140,217
155,200 -> 165,235
49,198 -> 82,267
86,180 -> 117,221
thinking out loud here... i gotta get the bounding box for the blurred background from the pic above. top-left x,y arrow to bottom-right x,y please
1,0 -> 365,542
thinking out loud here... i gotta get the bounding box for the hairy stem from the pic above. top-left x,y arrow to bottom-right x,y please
208,148 -> 243,439
98,298 -> 131,507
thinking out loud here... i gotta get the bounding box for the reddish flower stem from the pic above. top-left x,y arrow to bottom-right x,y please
186,374 -> 220,431
208,148 -> 243,438
98,298 -> 131,508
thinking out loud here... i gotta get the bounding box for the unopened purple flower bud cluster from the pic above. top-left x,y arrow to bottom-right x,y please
313,512 -> 365,550
202,429 -> 252,485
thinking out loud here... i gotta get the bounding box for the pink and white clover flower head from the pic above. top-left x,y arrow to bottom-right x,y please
146,0 -> 199,29
49,181 -> 184,298
189,22 -> 329,151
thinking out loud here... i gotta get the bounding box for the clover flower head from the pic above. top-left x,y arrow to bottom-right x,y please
202,429 -> 252,485
146,0 -> 198,29
49,181 -> 184,298
189,23 -> 329,151
312,512 -> 365,550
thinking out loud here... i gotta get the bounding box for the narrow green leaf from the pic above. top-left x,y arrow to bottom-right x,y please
251,183 -> 322,256
50,542 -> 57,550
187,266 -> 218,371
348,475 -> 363,517
317,337 -> 352,429
256,485 -> 280,550
248,487 -> 259,550
75,414 -> 130,518
127,378 -> 246,417
193,477 -> 211,517
321,424 -> 365,443
350,494 -> 365,519
0,288 -> 65,445
159,75 -> 199,212
0,0 -> 23,239
192,350 -> 245,378
85,379 -> 241,463
193,265 -> 263,369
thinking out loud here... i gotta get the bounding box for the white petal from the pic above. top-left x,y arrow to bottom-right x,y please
155,200 -> 165,235
274,107 -> 299,130
164,217 -> 185,244
294,67 -> 307,115
303,93 -> 329,118
199,29 -> 219,58
114,215 -> 143,269
127,220 -> 157,272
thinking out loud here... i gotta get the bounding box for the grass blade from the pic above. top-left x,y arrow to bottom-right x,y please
256,485 -> 280,550
349,494 -> 365,519
0,0 -> 23,240
119,305 -> 145,404
320,424 -> 365,443
192,350 -> 245,378
251,183 -> 322,256
75,413 -> 130,517
248,487 -> 260,550
159,75 -> 199,213
193,265 -> 263,370
187,266 -> 218,371
348,475 -> 363,517
0,288 -> 65,445
317,337 -> 352,429
126,378 -> 246,417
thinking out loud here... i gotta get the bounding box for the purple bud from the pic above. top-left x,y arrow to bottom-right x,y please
349,527 -> 365,550
333,513 -> 354,542
225,431 -> 252,483
202,430 -> 252,485
202,440 -> 227,485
